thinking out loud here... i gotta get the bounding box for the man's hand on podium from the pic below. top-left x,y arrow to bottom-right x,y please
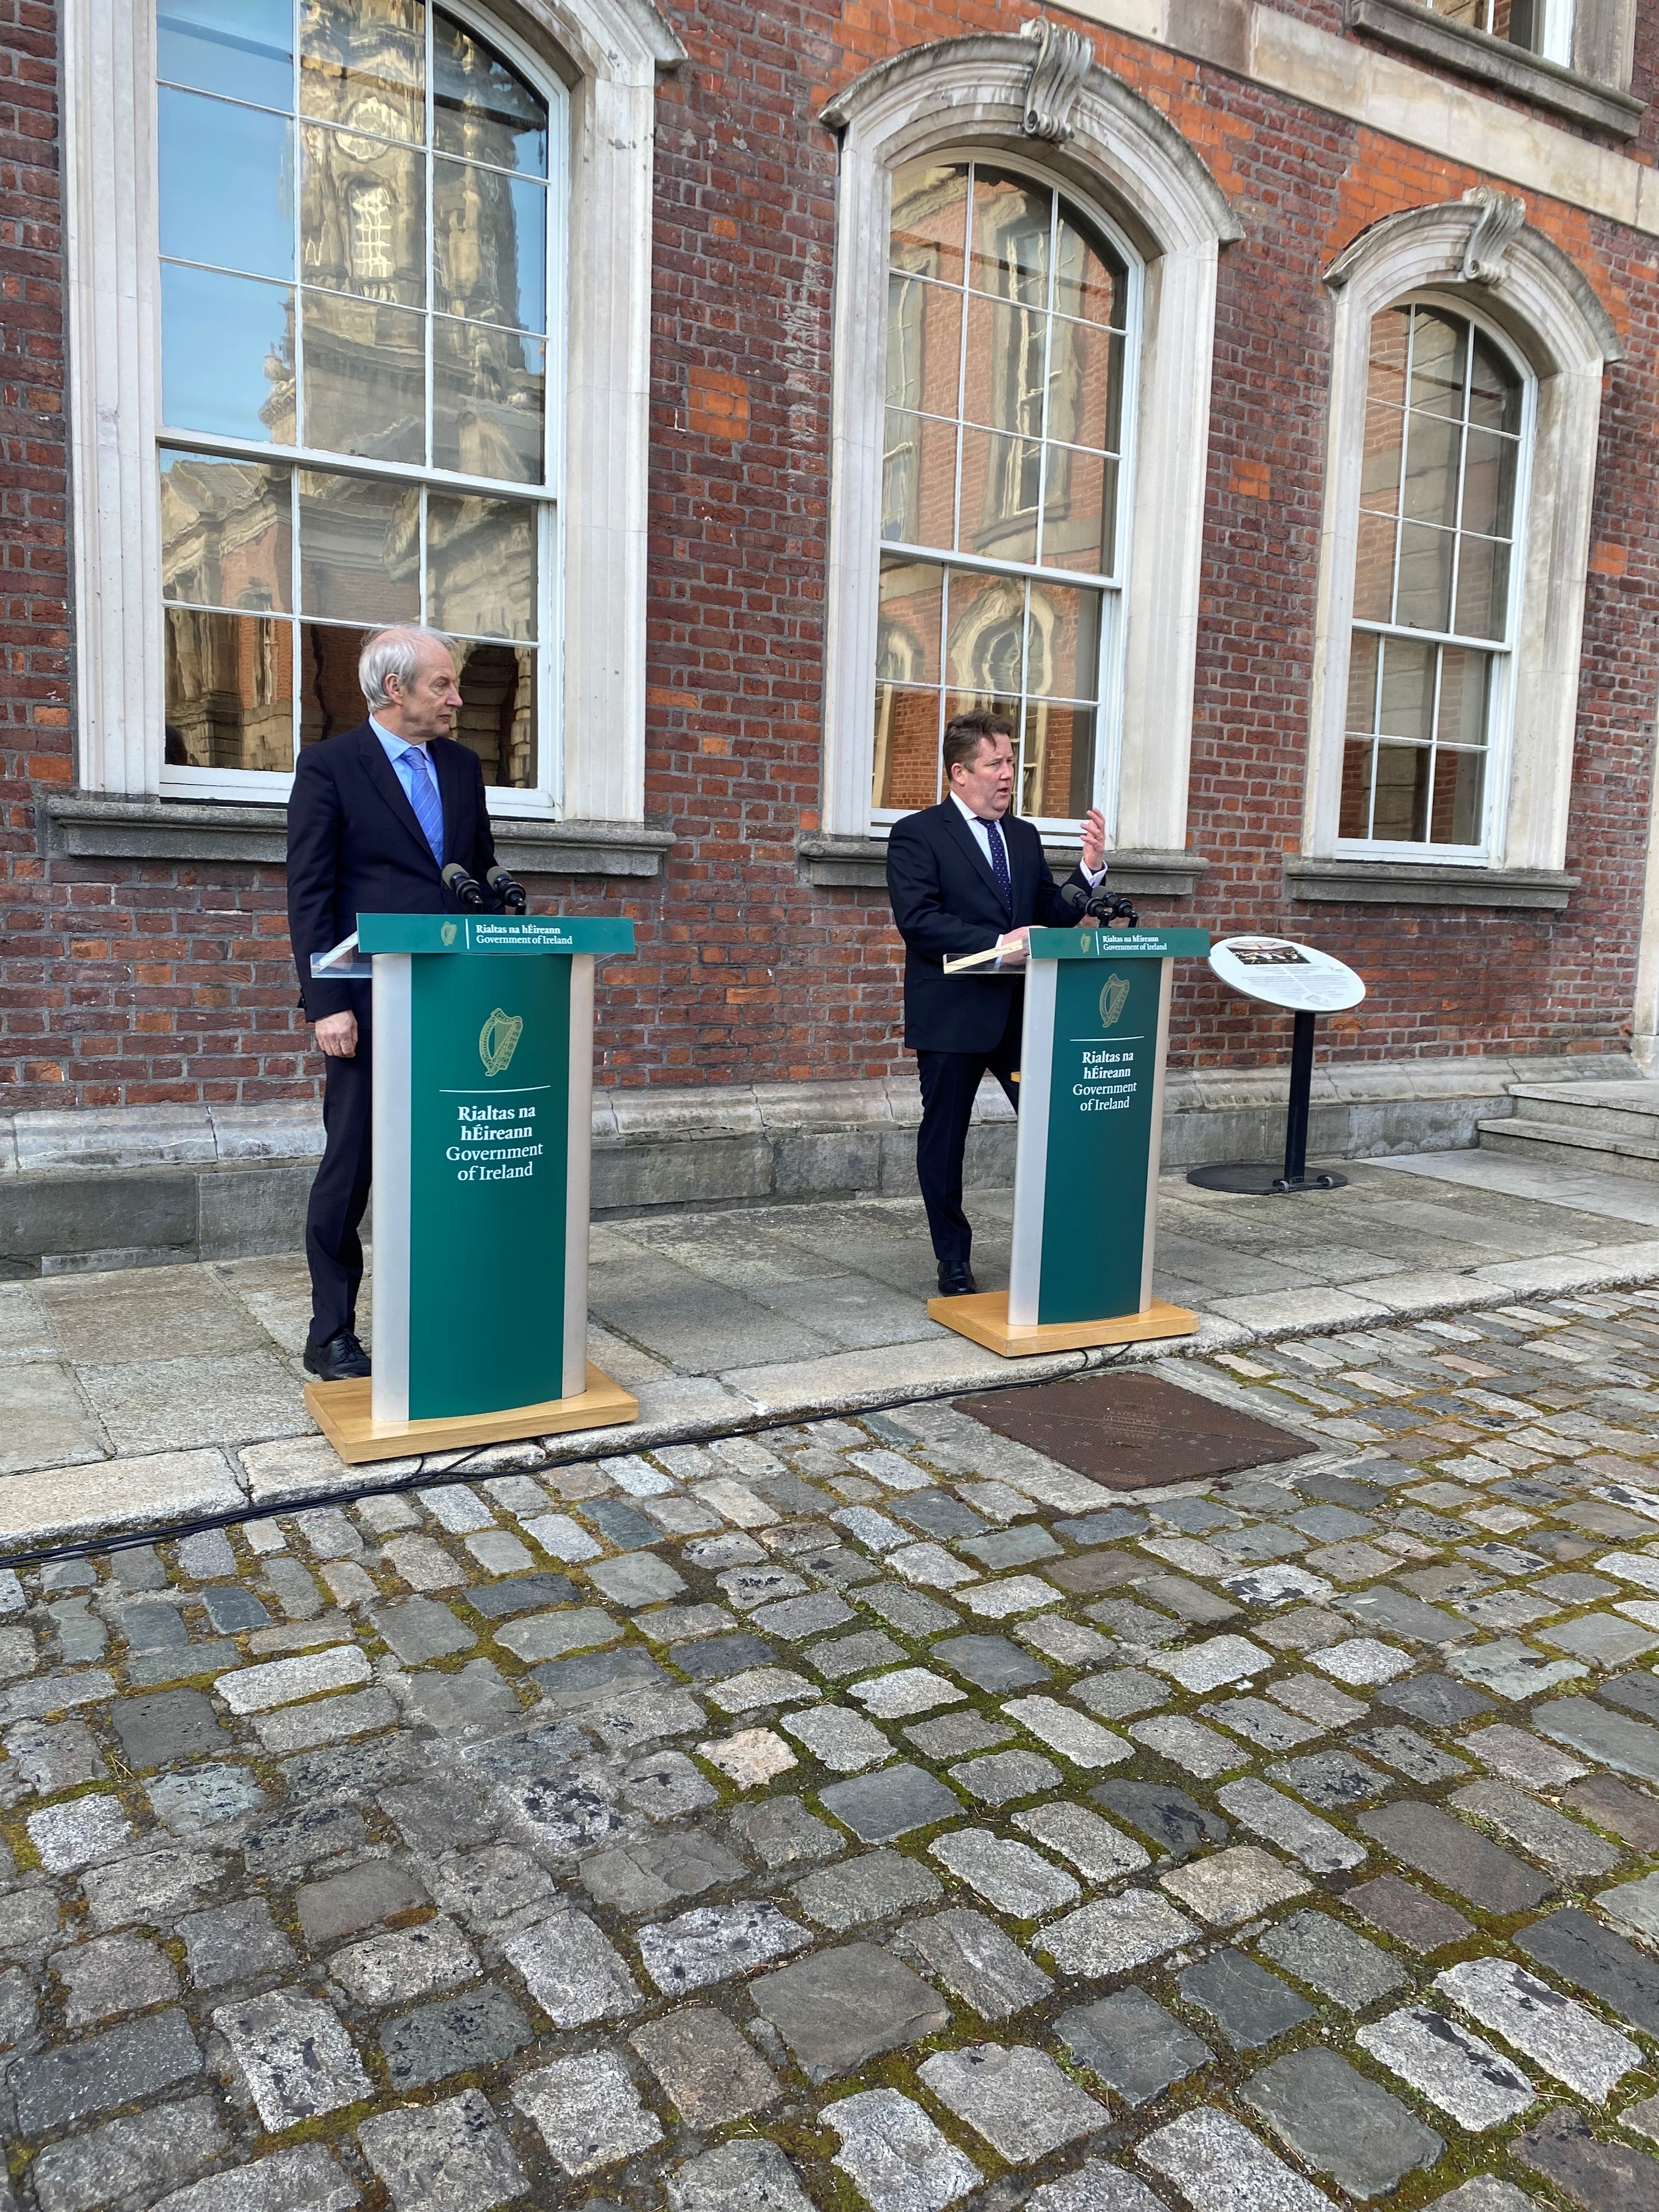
315,1012 -> 358,1058
996,926 -> 1032,968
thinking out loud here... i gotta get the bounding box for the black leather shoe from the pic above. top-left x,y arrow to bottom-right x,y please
304,1329 -> 371,1381
937,1262 -> 978,1297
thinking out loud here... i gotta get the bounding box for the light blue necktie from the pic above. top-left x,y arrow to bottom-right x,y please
405,746 -> 444,868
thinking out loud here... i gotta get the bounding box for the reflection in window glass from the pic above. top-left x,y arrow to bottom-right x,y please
160,264 -> 295,442
451,641 -> 538,787
427,494 -> 536,640
876,159 -> 1132,818
160,452 -> 292,613
165,607 -> 296,770
301,290 -> 425,462
158,1 -> 555,783
298,471 -> 420,624
432,321 -> 545,484
159,89 -> 295,281
433,163 -> 545,331
300,622 -> 372,746
434,10 -> 548,174
302,125 -> 425,306
158,0 -> 294,109
300,0 -> 425,143
1340,301 -> 1524,850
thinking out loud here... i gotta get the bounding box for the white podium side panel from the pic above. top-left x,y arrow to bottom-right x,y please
563,953 -> 595,1398
371,954 -> 412,1425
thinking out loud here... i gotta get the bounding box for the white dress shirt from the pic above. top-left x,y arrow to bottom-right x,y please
949,791 -> 1105,889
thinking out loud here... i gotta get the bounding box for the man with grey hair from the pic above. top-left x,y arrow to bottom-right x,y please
286,624 -> 509,1381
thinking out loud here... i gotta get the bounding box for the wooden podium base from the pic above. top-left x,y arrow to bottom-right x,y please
305,1361 -> 639,1466
927,1291 -> 1200,1358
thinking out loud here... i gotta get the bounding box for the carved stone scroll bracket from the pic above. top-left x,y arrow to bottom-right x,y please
1020,16 -> 1093,144
1459,184 -> 1528,285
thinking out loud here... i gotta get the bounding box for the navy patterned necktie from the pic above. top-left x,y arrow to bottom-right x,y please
979,815 -> 1012,915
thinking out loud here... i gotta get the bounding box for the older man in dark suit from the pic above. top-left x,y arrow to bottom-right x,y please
887,708 -> 1108,1296
286,625 -> 507,1381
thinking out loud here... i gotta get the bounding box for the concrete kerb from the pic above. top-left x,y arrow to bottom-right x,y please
5,1238 -> 1659,1560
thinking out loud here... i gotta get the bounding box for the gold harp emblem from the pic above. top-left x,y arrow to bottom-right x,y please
478,1008 -> 523,1077
1099,973 -> 1131,1029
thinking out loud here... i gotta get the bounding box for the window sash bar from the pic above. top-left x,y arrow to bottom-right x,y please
1352,616 -> 1511,656
162,594 -> 537,652
158,426 -> 555,506
881,536 -> 1119,594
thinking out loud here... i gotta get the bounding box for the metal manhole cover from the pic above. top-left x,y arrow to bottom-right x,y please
952,1370 -> 1310,1491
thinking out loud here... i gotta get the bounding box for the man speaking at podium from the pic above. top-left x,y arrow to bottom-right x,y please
887,709 -> 1108,1299
287,626 -> 513,1384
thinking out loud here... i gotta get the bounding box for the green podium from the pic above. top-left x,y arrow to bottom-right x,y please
304,912 -> 640,1464
930,927 -> 1211,1357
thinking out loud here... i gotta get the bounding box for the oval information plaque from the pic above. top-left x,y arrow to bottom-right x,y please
1209,935 -> 1365,1014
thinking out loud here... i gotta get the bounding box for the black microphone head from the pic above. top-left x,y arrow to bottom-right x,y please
1059,881 -> 1088,910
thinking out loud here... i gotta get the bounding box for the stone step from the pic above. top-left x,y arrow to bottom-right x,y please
1478,1115 -> 1659,1182
1506,1081 -> 1659,1141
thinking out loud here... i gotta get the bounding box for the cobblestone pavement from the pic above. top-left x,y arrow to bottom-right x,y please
8,1291 -> 1659,2209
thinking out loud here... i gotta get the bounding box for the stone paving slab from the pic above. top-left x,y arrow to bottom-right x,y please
4,1283 -> 1659,2202
12,1155 -> 1659,1541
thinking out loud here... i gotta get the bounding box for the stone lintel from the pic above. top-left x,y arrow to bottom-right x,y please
44,796 -> 675,878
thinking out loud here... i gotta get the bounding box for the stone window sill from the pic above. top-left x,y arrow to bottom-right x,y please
1285,855 -> 1578,910
1347,0 -> 1644,137
798,834 -> 1210,897
45,796 -> 675,877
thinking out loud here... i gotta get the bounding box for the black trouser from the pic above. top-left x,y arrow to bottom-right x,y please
305,1012 -> 373,1348
915,996 -> 1022,1269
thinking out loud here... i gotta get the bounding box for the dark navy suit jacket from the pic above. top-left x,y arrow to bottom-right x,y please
286,722 -> 502,1022
886,800 -> 1090,1054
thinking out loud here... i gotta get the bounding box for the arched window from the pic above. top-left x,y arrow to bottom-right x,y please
1299,196 -> 1620,905
155,0 -> 560,794
875,159 -> 1134,825
1339,300 -> 1530,853
816,37 -> 1238,889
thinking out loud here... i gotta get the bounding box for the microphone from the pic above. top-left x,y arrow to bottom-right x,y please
441,862 -> 487,910
487,865 -> 528,915
1062,879 -> 1141,928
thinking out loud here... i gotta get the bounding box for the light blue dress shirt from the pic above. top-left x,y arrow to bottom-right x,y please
370,714 -> 445,864
948,792 -> 1105,889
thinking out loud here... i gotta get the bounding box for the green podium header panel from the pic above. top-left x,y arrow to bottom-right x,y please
1026,928 -> 1210,961
359,914 -> 636,956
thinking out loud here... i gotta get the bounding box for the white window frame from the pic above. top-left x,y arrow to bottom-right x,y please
65,0 -> 681,821
819,33 -> 1240,857
1424,0 -> 1576,64
1306,195 -> 1622,874
1334,291 -> 1537,865
871,156 -> 1143,839
154,2 -> 568,811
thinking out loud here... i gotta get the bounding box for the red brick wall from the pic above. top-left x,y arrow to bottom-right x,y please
2,0 -> 1656,1108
